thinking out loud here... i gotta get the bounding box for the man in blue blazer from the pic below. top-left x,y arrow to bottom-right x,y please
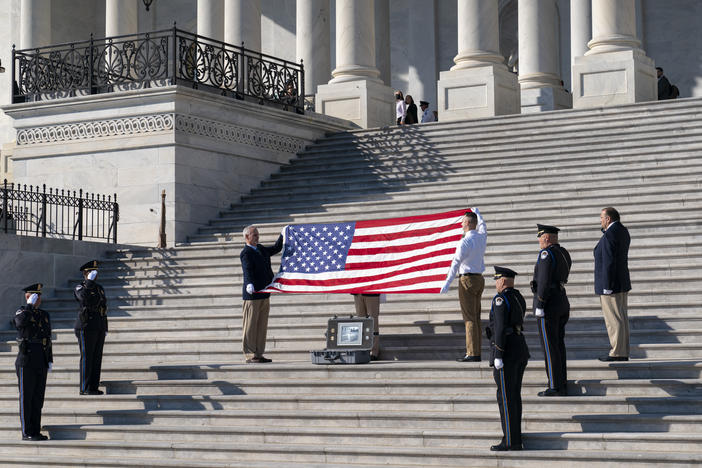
594,207 -> 631,361
240,225 -> 283,363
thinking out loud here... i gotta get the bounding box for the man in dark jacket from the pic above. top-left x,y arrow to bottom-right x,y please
532,224 -> 572,396
657,67 -> 676,100
240,225 -> 283,363
488,266 -> 529,451
74,260 -> 108,395
14,283 -> 52,440
594,207 -> 631,361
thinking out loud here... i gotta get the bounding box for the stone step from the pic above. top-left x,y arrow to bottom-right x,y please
1,438 -> 700,467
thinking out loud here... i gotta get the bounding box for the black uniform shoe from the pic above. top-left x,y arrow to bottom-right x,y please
598,355 -> 628,362
370,354 -> 379,361
538,387 -> 566,397
456,355 -> 481,362
256,356 -> 272,363
22,434 -> 48,441
490,442 -> 523,451
80,390 -> 104,395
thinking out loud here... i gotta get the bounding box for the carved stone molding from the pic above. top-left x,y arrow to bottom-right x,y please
15,113 -> 306,154
16,114 -> 175,145
174,114 -> 306,154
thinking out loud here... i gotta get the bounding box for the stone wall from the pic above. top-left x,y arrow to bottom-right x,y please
2,85 -> 354,246
0,233 -> 125,329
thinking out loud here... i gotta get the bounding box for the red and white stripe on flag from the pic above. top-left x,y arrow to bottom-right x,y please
261,209 -> 468,294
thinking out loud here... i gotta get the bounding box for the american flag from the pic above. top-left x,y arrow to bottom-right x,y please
261,209 -> 468,294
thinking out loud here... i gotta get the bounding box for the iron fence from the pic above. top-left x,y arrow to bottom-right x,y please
11,26 -> 305,114
0,180 -> 119,243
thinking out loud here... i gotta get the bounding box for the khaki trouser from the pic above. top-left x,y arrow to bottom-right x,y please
242,298 -> 270,360
354,295 -> 380,356
600,292 -> 630,357
459,274 -> 485,357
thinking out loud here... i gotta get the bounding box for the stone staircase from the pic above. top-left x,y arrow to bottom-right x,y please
1,97 -> 702,467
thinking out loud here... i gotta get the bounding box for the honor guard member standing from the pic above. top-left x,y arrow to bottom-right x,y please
240,226 -> 283,363
532,224 -> 572,396
487,267 -> 529,451
74,260 -> 108,395
440,207 -> 488,362
14,283 -> 53,441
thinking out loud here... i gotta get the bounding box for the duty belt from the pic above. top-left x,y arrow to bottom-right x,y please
504,326 -> 523,336
24,338 -> 48,345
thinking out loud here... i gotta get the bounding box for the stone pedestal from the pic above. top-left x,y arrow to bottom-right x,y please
521,87 -> 573,113
437,65 -> 520,120
316,79 -> 394,129
572,50 -> 655,108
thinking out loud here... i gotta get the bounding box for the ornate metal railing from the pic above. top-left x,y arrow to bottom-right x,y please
11,26 -> 305,114
0,180 -> 119,243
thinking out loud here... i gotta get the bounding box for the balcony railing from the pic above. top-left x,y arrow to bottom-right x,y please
0,180 -> 119,243
11,27 -> 305,114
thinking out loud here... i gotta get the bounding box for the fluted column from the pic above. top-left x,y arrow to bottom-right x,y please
197,0 -> 224,41
20,0 -> 51,49
518,0 -> 571,112
572,0 -> 656,108
105,0 -> 138,37
225,0 -> 261,51
374,0 -> 391,86
296,0 -> 330,97
437,0 -> 519,120
329,0 -> 380,83
315,0 -> 393,128
570,0 -> 592,86
451,0 -> 504,70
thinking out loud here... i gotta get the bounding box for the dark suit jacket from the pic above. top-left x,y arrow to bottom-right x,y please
240,235 -> 284,300
594,221 -> 631,295
658,75 -> 674,100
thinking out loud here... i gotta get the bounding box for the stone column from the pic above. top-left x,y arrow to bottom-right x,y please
224,0 -> 261,51
20,0 -> 51,49
374,0 -> 391,86
437,0 -> 520,121
296,0 -> 330,99
518,0 -> 571,113
197,0 -> 224,41
570,0 -> 591,87
315,0 -> 394,128
572,0 -> 656,108
105,0 -> 138,37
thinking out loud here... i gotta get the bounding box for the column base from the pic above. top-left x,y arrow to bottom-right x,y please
316,79 -> 395,129
572,50 -> 656,109
520,86 -> 572,113
437,64 -> 520,122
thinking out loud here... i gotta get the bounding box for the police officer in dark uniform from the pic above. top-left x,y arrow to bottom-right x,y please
73,260 -> 108,395
531,224 -> 572,396
14,283 -> 53,441
487,266 -> 529,451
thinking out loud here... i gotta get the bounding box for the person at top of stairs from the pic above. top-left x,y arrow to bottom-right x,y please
74,260 -> 108,396
14,283 -> 52,441
488,266 -> 529,452
532,224 -> 572,397
240,226 -> 283,364
440,207 -> 487,363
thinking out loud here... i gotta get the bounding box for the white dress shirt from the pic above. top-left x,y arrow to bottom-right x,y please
443,208 -> 487,288
421,109 -> 435,123
396,100 -> 407,121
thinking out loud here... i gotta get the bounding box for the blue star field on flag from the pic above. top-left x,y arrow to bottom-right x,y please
281,222 -> 356,273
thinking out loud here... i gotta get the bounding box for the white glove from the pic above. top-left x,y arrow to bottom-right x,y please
603,289 -> 613,295
246,284 -> 255,295
27,293 -> 39,305
87,270 -> 98,280
440,282 -> 451,294
535,308 -> 544,318
494,358 -> 504,369
48,362 -> 53,372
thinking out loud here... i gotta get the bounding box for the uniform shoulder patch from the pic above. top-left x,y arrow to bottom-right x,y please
15,309 -> 22,315
495,297 -> 504,306
75,284 -> 83,291
540,250 -> 549,260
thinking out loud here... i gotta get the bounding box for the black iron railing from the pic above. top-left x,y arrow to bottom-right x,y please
11,26 -> 305,114
0,180 -> 119,243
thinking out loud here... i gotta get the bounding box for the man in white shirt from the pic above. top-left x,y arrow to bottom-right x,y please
441,208 -> 488,362
420,101 -> 435,123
